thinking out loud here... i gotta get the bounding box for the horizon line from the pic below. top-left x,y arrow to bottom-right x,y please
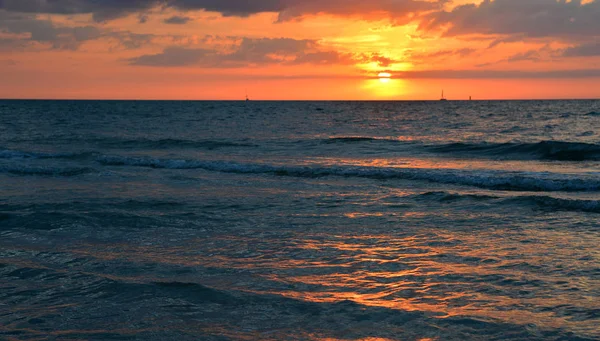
1,98 -> 599,102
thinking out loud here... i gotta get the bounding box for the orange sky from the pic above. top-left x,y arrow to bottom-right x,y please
1,0 -> 599,100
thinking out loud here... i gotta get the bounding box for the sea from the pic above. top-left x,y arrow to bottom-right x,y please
1,100 -> 599,340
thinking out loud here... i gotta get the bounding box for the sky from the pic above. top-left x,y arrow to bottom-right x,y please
1,0 -> 599,100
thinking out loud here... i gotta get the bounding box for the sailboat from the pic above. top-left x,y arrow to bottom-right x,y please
440,90 -> 447,101
245,89 -> 250,102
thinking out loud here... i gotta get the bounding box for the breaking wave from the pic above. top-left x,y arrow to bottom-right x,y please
426,141 -> 600,161
416,191 -> 600,213
97,155 -> 600,192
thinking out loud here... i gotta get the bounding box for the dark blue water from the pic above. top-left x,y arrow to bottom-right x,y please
1,100 -> 599,340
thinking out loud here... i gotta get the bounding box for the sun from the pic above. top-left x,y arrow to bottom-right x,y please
378,72 -> 392,83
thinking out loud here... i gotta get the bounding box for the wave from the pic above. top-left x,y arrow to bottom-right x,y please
415,191 -> 497,202
586,111 -> 600,116
323,136 -> 416,145
0,149 -> 93,160
415,191 -> 600,213
98,155 -> 600,192
3,137 -> 257,150
426,141 -> 600,161
0,165 -> 95,177
504,195 -> 600,213
104,138 -> 257,150
321,139 -> 600,161
325,137 -> 381,143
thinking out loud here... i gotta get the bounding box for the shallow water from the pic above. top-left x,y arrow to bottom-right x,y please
1,100 -> 599,340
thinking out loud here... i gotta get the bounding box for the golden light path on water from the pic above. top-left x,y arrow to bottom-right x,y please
66,214 -> 600,338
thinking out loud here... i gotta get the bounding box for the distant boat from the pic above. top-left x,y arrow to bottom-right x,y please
440,90 -> 447,101
245,89 -> 250,102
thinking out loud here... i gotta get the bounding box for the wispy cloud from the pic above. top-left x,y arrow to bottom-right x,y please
128,37 -> 402,68
163,16 -> 193,25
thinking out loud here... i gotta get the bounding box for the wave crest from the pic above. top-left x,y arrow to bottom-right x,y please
0,149 -> 91,160
428,141 -> 600,161
98,155 -> 600,192
0,166 -> 95,177
415,191 -> 600,213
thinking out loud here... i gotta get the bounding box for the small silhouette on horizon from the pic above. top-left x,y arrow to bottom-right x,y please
440,90 -> 447,101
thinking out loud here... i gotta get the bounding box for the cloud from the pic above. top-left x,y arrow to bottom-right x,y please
128,37 -> 402,68
0,0 -> 440,22
0,10 -> 102,50
475,44 -> 562,67
504,49 -> 542,63
1,59 -> 17,65
395,68 -> 600,79
164,15 -> 193,24
0,10 -> 167,50
0,0 -> 158,22
138,14 -> 150,24
107,31 -> 158,50
169,0 -> 441,23
420,0 -> 600,39
128,47 -> 214,67
408,47 -> 475,61
563,41 -> 600,57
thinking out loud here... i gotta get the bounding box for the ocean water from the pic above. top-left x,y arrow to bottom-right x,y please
1,99 -> 599,341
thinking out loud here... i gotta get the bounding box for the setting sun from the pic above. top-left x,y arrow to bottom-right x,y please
378,72 -> 392,83
1,1 -> 599,99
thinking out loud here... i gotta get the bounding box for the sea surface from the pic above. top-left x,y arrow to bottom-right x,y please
1,100 -> 599,340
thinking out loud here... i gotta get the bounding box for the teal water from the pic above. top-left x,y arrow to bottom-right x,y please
1,100 -> 599,340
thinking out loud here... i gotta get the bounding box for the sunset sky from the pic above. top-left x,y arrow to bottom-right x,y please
1,0 -> 599,100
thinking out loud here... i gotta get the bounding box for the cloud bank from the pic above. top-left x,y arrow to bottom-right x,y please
0,0 -> 439,22
128,37 -> 400,68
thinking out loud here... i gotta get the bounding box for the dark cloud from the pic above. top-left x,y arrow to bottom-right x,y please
409,47 -> 475,61
563,41 -> 600,57
167,0 -> 440,23
0,0 -> 157,22
108,32 -> 158,50
420,0 -> 600,39
128,47 -> 214,67
0,0 -> 439,22
128,37 -> 401,67
505,49 -> 542,63
164,16 -> 193,24
395,68 -> 600,79
138,14 -> 150,24
476,44 -> 564,67
487,34 -> 527,49
0,10 -> 102,49
1,59 -> 17,65
0,10 -> 164,50
128,38 -> 319,67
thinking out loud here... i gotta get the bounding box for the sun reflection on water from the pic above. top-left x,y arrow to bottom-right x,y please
65,218 -> 600,338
